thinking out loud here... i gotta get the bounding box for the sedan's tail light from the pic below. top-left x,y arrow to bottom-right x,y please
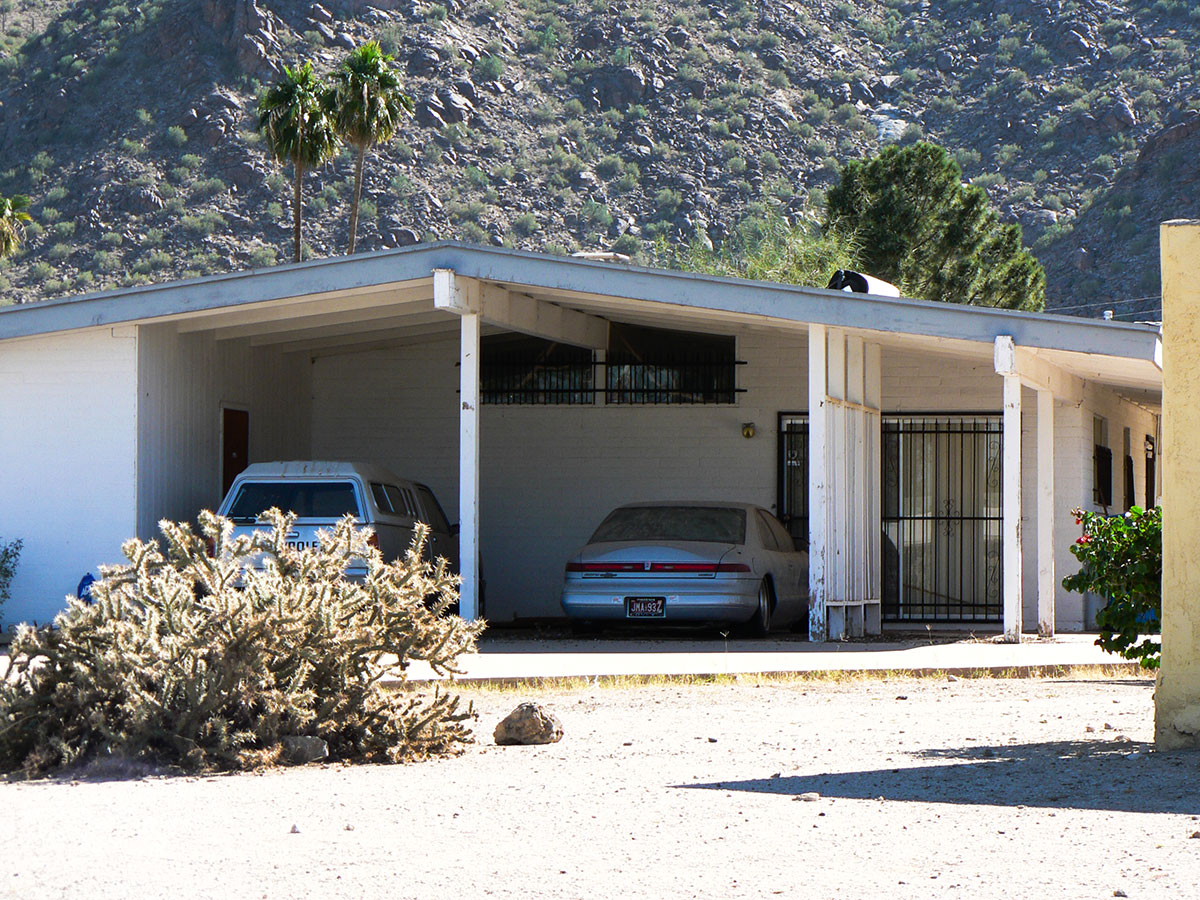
566,562 -> 751,573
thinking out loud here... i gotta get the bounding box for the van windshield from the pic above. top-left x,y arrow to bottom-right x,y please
590,506 -> 746,544
227,481 -> 362,522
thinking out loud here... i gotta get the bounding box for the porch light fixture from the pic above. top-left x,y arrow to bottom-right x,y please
742,422 -> 756,439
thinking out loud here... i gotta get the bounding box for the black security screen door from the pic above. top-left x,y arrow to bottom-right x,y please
882,415 -> 1003,623
777,414 -> 809,549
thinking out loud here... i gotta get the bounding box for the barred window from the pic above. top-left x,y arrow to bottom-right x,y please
481,335 -> 594,405
605,323 -> 739,405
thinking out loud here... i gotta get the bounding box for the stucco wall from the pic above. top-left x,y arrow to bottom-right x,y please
0,327 -> 139,627
1158,219 -> 1200,749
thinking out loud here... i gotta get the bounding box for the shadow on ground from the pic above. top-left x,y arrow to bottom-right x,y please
676,739 -> 1200,814
477,627 -> 993,654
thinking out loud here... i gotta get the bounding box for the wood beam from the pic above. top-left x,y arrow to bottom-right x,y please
212,296 -> 433,340
434,273 -> 608,350
276,321 -> 465,356
177,283 -> 432,333
247,310 -> 452,346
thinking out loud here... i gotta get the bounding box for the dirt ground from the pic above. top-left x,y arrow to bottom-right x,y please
3,673 -> 1197,900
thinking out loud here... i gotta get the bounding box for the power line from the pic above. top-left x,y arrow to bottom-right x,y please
1048,295 -> 1161,314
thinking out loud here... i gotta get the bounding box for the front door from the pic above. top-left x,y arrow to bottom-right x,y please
221,407 -> 250,497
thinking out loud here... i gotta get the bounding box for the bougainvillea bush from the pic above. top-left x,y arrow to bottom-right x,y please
1062,505 -> 1162,668
0,510 -> 482,775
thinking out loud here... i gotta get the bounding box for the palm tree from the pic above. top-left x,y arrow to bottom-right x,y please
328,41 -> 413,254
257,62 -> 339,263
0,194 -> 31,260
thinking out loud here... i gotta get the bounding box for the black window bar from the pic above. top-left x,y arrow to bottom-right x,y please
470,355 -> 746,405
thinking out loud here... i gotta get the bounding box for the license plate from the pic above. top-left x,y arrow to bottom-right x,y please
626,597 -> 666,618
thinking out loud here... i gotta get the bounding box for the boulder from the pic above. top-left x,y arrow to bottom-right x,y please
281,735 -> 329,764
494,702 -> 563,745
665,26 -> 691,47
123,186 -> 165,215
409,47 -> 442,77
390,226 -> 421,247
590,65 -> 647,110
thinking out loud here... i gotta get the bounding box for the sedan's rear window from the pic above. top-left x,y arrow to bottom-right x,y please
227,481 -> 362,521
590,506 -> 746,544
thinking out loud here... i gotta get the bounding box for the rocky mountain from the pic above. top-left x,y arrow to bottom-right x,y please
0,0 -> 1197,321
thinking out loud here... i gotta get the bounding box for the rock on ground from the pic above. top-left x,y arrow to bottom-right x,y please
493,701 -> 563,745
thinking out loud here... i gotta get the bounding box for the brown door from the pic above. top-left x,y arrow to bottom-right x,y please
221,408 -> 250,497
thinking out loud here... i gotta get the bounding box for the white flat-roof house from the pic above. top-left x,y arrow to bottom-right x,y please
0,243 -> 1163,640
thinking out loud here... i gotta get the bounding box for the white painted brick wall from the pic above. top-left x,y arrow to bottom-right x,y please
0,328 -> 138,627
137,324 -> 312,536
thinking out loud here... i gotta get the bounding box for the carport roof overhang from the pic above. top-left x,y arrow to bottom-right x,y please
0,240 -> 1162,397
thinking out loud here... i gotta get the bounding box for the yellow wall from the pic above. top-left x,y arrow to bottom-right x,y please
1157,219 -> 1200,748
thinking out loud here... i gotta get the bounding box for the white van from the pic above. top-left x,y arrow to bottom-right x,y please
215,461 -> 459,579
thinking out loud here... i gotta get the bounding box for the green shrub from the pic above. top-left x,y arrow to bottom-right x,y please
654,187 -> 682,218
92,249 -> 121,272
0,537 -> 20,614
473,54 -> 504,81
247,246 -> 277,267
580,199 -> 612,227
511,212 -> 538,236
0,511 -> 481,775
180,211 -> 226,235
165,125 -> 187,146
1063,506 -> 1161,668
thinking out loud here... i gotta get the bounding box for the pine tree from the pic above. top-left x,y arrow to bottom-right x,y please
825,142 -> 1046,310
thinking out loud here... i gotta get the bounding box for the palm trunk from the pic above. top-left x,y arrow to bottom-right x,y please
292,160 -> 304,263
348,144 -> 366,255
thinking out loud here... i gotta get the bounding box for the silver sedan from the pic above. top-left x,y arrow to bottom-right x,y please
560,501 -> 810,634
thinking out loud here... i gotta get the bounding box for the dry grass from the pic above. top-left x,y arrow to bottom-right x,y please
437,663 -> 1147,696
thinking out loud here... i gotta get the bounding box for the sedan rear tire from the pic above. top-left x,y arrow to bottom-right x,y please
749,579 -> 773,637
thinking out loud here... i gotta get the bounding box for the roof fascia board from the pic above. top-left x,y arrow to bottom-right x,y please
0,241 -> 1160,366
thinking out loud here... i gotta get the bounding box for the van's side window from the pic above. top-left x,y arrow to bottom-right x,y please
384,484 -> 417,517
416,485 -> 451,533
370,482 -> 392,513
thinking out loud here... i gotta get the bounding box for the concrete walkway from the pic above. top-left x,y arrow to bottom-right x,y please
406,631 -> 1145,683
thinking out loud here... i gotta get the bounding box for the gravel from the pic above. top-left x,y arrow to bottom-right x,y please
3,674 -> 1198,899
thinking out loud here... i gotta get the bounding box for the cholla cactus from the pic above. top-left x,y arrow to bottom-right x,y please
0,510 -> 483,775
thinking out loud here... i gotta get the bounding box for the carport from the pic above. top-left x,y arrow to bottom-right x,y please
0,243 -> 1163,640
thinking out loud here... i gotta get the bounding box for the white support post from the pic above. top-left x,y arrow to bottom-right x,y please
865,342 -> 883,636
1037,388 -> 1055,637
435,268 -> 483,621
1002,372 -> 1023,641
808,323 -> 827,643
458,310 -> 481,622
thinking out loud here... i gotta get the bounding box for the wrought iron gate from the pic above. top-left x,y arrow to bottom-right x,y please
882,415 -> 1003,622
778,412 -> 1003,623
